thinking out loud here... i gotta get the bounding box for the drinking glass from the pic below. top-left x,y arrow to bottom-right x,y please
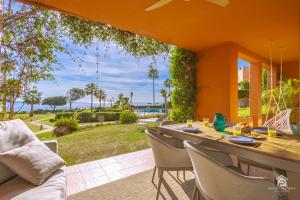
268,127 -> 277,137
233,125 -> 242,136
186,120 -> 193,127
203,118 -> 209,126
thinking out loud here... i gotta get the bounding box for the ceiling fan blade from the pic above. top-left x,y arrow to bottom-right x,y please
145,0 -> 173,12
206,0 -> 230,7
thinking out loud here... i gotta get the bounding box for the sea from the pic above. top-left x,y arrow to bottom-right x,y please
10,101 -> 164,113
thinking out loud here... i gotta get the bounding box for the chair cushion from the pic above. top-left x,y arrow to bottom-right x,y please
0,140 -> 65,186
0,119 -> 37,184
0,168 -> 66,200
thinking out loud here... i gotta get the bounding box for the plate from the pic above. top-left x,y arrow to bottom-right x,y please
226,136 -> 256,144
252,127 -> 284,136
180,126 -> 200,133
244,134 -> 267,140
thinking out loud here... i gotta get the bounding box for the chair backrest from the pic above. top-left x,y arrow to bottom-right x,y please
145,129 -> 192,168
184,141 -> 278,200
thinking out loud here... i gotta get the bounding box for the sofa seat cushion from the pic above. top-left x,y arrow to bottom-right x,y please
0,168 -> 66,200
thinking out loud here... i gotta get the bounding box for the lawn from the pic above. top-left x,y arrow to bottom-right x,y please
14,113 -> 55,133
37,122 -> 157,166
238,105 -> 268,118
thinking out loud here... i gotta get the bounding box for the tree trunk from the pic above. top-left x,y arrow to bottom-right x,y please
8,100 -> 14,119
29,104 -> 34,117
152,78 -> 155,106
168,86 -> 171,102
164,97 -> 168,114
0,0 -> 5,117
99,98 -> 101,107
69,102 -> 72,110
90,94 -> 93,112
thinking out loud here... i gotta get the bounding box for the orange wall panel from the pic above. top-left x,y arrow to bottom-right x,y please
281,62 -> 299,79
196,43 -> 238,122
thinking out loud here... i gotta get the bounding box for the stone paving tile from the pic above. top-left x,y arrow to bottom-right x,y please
66,148 -> 154,196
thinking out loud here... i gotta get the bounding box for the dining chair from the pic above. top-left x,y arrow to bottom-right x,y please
145,129 -> 193,200
184,141 -> 279,200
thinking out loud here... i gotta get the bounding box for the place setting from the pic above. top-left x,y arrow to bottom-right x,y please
178,119 -> 202,133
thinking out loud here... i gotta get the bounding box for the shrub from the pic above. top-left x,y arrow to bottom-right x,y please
55,112 -> 77,120
54,117 -> 79,137
95,107 -> 106,112
77,111 -> 94,123
119,111 -> 137,124
106,107 -> 124,112
95,112 -> 121,122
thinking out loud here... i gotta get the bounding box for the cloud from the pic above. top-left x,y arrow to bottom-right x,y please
36,40 -> 170,103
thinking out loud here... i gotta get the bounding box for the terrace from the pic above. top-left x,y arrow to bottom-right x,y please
0,0 -> 299,200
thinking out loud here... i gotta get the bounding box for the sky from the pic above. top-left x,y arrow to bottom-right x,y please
35,39 -> 248,104
36,39 -> 170,104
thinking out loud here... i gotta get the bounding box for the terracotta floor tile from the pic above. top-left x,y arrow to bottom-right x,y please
80,168 -> 106,179
66,148 -> 153,196
66,165 -> 79,176
77,161 -> 100,172
102,163 -> 124,173
98,157 -> 119,167
82,175 -> 110,190
67,172 -> 82,185
106,169 -> 131,182
67,182 -> 85,196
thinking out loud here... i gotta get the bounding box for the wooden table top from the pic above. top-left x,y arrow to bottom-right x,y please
158,122 -> 300,165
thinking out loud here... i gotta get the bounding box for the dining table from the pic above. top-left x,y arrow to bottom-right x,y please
157,122 -> 300,199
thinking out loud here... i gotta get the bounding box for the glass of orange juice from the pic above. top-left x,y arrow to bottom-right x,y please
233,125 -> 242,136
268,127 -> 277,137
186,120 -> 193,127
203,118 -> 209,126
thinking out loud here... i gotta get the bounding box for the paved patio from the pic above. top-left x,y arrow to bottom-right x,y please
66,149 -> 154,196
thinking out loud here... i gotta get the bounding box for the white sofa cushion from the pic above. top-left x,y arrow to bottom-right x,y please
0,168 -> 66,200
0,119 -> 37,184
0,140 -> 65,186
0,164 -> 15,185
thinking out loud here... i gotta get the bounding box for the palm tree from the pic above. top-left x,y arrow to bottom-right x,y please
130,91 -> 133,105
148,65 -> 159,106
161,89 -> 168,114
116,93 -> 124,107
85,83 -> 98,111
164,78 -> 172,97
95,89 -> 106,107
102,93 -> 107,107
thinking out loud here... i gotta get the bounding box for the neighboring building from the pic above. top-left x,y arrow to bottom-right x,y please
238,66 -> 250,83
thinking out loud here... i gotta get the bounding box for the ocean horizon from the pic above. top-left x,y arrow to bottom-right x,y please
10,101 -> 164,112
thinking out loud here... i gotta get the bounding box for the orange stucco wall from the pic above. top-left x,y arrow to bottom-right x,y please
281,62 -> 299,79
196,43 -> 238,122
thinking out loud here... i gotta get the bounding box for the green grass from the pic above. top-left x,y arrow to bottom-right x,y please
37,122 -> 158,166
238,105 -> 269,119
13,113 -> 55,133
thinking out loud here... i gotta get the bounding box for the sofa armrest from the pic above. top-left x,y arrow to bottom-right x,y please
43,140 -> 58,154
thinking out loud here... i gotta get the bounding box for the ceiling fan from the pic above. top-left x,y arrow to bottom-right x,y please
145,0 -> 230,11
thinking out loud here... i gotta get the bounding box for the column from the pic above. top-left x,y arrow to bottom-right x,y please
250,62 -> 262,126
